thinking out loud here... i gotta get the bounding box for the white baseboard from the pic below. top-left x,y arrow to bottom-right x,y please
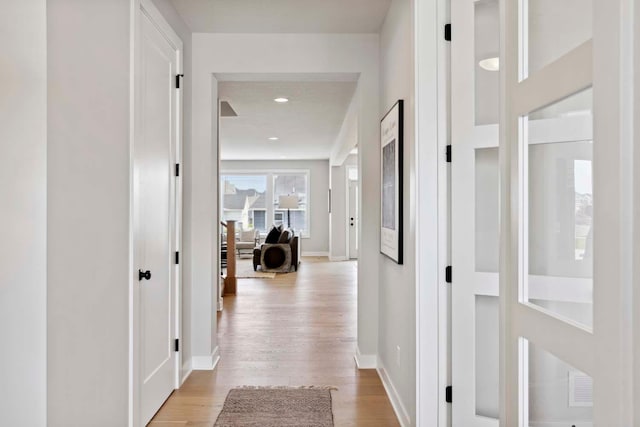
301,251 -> 329,257
354,347 -> 377,369
192,346 -> 220,371
180,359 -> 193,385
377,358 -> 411,427
329,255 -> 349,262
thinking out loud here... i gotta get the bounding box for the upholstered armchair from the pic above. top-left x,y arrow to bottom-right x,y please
236,228 -> 260,257
253,228 -> 299,273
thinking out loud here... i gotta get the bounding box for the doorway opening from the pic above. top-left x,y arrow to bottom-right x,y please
214,74 -> 360,307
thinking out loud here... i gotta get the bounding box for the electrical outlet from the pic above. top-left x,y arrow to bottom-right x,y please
396,345 -> 401,367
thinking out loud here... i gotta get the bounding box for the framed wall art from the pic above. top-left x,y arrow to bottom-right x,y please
380,100 -> 403,264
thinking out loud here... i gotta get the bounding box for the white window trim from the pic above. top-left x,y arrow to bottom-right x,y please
220,169 -> 312,238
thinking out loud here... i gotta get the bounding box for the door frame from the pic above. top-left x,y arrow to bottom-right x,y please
130,0 -> 183,425
415,0 -> 450,425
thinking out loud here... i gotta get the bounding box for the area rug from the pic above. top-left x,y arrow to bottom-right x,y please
235,268 -> 277,279
232,260 -> 277,279
214,386 -> 335,427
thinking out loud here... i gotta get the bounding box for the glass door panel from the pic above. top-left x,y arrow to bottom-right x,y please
475,295 -> 499,419
524,88 -> 593,328
475,147 -> 500,273
475,0 -> 500,125
525,340 -> 593,426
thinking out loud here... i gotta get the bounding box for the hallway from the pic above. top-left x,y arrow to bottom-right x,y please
149,257 -> 400,426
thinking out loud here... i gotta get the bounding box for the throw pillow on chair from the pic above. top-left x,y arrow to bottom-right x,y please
264,225 -> 282,244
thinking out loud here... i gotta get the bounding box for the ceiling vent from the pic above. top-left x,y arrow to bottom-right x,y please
220,101 -> 238,117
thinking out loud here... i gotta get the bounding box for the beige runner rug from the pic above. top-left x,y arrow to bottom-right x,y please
233,260 -> 277,279
214,386 -> 335,427
235,269 -> 277,279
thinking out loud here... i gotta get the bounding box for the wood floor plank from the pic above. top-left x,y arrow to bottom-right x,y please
149,257 -> 399,426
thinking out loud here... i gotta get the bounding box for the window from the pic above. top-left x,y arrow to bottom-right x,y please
273,173 -> 309,236
220,175 -> 267,232
221,170 -> 311,237
573,159 -> 593,261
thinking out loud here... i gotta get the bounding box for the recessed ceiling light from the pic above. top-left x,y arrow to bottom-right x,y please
479,57 -> 500,71
274,97 -> 289,103
268,137 -> 279,141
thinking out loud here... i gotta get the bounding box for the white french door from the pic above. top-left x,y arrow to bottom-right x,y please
451,0 -> 501,425
133,1 -> 183,425
501,0 -> 595,425
453,0 -> 632,426
501,0 -> 631,426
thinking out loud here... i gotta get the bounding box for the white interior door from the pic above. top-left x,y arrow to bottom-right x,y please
135,3 -> 181,424
451,0 -> 501,425
348,179 -> 359,259
500,0 -> 607,426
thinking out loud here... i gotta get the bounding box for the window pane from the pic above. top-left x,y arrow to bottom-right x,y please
523,0 -> 593,78
273,174 -> 309,236
253,210 -> 266,231
525,88 -> 593,328
221,175 -> 267,232
475,295 -> 499,419
475,148 -> 499,273
525,340 -> 593,425
475,0 -> 500,125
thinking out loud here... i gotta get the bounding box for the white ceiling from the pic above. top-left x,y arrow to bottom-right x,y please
219,80 -> 357,160
169,0 -> 392,33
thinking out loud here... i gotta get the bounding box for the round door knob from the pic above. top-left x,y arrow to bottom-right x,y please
138,269 -> 151,281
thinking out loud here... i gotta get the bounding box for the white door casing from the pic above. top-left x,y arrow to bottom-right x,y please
132,1 -> 183,425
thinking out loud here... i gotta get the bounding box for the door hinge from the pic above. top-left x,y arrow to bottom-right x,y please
175,163 -> 180,177
444,24 -> 452,42
175,74 -> 184,89
174,338 -> 179,352
445,266 -> 452,283
446,145 -> 452,163
445,385 -> 452,403
175,251 -> 179,265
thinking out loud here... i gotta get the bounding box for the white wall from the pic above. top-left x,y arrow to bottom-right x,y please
47,1 -> 131,424
330,93 -> 358,166
150,0 -> 194,383
221,159 -> 330,254
191,33 -> 380,361
378,0 -> 416,425
0,1 -> 47,425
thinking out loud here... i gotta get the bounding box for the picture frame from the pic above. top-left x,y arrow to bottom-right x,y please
380,100 -> 403,264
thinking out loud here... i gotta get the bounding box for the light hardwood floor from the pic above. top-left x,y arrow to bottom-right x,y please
149,257 -> 400,426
